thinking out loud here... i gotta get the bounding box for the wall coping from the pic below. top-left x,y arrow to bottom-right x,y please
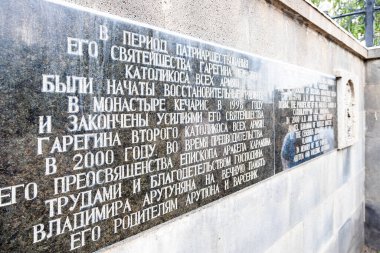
272,0 -> 370,60
368,47 -> 380,60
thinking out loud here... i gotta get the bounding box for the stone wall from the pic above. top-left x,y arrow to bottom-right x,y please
59,0 -> 367,252
365,47 -> 380,250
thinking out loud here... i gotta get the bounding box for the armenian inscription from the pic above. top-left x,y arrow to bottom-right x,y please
0,1 -> 336,252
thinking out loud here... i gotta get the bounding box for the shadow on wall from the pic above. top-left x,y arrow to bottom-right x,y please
365,204 -> 380,250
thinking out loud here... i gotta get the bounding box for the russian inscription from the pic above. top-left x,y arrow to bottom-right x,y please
0,1 -> 336,252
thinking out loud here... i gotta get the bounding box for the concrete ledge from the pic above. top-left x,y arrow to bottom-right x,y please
368,47 -> 380,60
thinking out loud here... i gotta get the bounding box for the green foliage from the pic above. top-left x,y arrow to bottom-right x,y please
309,0 -> 379,46
375,12 -> 380,45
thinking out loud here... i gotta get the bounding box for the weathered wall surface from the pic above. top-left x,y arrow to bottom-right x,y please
61,0 -> 366,252
365,48 -> 380,250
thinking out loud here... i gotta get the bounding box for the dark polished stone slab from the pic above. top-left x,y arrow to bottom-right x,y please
273,65 -> 337,172
0,1 -> 335,252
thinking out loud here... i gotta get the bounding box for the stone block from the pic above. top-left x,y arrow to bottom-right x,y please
321,152 -> 339,198
365,138 -> 380,205
288,168 -> 308,227
366,111 -> 380,138
318,237 -> 339,253
303,197 -> 334,252
265,222 -> 304,253
65,0 -> 167,28
334,182 -> 356,231
365,85 -> 380,110
366,60 -> 380,85
354,170 -> 365,209
336,148 -> 353,187
338,206 -> 364,253
347,141 -> 365,175
288,155 -> 337,227
220,175 -> 291,253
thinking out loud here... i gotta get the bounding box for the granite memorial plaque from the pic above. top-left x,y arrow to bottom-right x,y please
273,64 -> 337,172
0,1 -> 335,252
